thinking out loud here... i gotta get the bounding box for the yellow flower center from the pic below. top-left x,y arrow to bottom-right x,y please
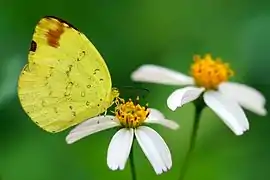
190,54 -> 234,90
114,97 -> 150,128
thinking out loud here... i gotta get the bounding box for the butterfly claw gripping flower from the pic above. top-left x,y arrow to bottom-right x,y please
66,97 -> 179,174
131,54 -> 267,135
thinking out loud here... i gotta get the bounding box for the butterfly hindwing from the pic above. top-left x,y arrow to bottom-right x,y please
18,16 -> 113,133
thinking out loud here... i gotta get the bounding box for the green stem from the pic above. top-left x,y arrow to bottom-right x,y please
178,100 -> 205,180
129,144 -> 137,180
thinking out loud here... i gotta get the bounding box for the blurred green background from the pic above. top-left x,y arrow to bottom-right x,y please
1,1 -> 270,180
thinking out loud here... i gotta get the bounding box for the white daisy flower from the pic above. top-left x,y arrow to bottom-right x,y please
131,54 -> 267,136
66,97 -> 179,175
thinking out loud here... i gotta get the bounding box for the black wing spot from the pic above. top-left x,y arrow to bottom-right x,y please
100,98 -> 103,101
72,111 -> 76,117
69,105 -> 73,110
65,82 -> 74,96
93,69 -> 100,75
86,101 -> 90,106
97,104 -> 100,107
99,78 -> 104,81
35,121 -> 39,124
77,51 -> 86,61
66,65 -> 73,77
30,40 -> 37,52
66,97 -> 73,101
87,85 -> 92,88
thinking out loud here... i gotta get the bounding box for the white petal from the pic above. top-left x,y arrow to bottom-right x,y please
131,64 -> 194,86
219,82 -> 267,116
145,108 -> 179,130
167,87 -> 205,111
107,128 -> 134,170
66,115 -> 119,144
147,108 -> 166,120
203,91 -> 249,136
135,126 -> 172,174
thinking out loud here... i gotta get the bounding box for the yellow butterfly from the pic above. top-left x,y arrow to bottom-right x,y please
18,16 -> 119,133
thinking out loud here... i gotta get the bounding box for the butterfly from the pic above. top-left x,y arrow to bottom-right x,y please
17,16 -> 119,133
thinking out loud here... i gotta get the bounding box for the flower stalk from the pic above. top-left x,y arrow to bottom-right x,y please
129,141 -> 137,180
179,97 -> 205,180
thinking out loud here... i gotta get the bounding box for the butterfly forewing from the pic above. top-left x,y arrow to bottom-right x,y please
18,16 -> 113,133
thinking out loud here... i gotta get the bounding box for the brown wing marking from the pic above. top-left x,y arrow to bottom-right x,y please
39,16 -> 80,48
45,20 -> 64,48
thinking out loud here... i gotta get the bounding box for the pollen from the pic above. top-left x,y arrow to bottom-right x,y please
114,97 -> 150,128
190,54 -> 234,90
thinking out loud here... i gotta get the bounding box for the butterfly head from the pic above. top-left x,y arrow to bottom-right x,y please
111,87 -> 120,101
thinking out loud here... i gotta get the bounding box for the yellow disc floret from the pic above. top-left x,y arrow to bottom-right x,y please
190,54 -> 234,90
114,97 -> 150,128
